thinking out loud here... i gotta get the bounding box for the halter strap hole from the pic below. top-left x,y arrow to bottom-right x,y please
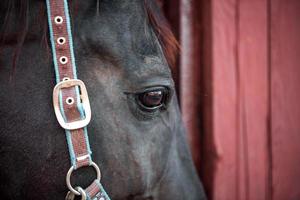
54,16 -> 63,24
66,97 -> 75,105
59,56 -> 68,64
57,37 -> 66,45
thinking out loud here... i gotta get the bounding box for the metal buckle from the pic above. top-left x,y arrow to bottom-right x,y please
53,79 -> 91,130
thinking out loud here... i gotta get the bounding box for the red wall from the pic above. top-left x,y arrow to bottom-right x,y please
271,1 -> 300,199
162,0 -> 300,199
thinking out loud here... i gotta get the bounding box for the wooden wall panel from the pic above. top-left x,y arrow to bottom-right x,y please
163,0 -> 300,199
238,0 -> 269,199
271,0 -> 300,199
202,0 -> 270,199
206,0 -> 239,199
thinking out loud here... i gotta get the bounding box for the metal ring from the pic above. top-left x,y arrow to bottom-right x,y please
66,97 -> 74,105
62,77 -> 70,81
66,161 -> 101,196
76,187 -> 87,200
59,56 -> 68,64
65,187 -> 86,200
57,37 -> 66,45
54,16 -> 63,24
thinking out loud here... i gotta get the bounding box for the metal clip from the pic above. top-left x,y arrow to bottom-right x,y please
65,191 -> 76,200
65,187 -> 86,200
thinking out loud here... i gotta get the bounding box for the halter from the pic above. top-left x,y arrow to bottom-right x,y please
45,0 -> 111,199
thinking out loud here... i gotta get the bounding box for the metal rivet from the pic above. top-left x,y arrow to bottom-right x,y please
57,37 -> 66,45
59,56 -> 68,64
66,97 -> 74,105
54,16 -> 63,24
62,77 -> 70,81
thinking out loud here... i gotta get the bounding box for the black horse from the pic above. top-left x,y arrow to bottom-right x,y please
0,0 -> 206,199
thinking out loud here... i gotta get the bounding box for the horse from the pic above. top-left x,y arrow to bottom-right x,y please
0,0 -> 206,199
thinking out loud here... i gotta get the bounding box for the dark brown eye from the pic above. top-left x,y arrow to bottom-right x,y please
137,87 -> 169,111
139,90 -> 163,107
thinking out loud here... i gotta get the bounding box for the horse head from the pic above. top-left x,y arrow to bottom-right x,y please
0,0 -> 206,199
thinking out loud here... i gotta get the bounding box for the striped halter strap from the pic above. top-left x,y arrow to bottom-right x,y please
45,0 -> 111,199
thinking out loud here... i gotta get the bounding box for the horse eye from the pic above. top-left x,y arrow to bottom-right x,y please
137,88 -> 169,111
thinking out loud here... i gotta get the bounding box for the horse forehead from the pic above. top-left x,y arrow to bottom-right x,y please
73,3 -> 171,79
76,0 -> 146,29
76,0 -> 145,15
101,0 -> 144,10
75,0 -> 148,44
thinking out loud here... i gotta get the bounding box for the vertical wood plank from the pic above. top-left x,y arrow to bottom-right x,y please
201,0 -> 216,197
202,0 -> 239,199
238,0 -> 270,199
271,0 -> 300,199
202,0 -> 271,199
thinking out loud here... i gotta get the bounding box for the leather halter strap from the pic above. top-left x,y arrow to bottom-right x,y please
45,0 -> 110,199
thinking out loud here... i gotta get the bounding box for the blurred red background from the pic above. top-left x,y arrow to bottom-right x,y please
160,0 -> 300,199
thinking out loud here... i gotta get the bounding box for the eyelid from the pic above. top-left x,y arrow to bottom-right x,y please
124,85 -> 173,95
137,98 -> 164,111
137,86 -> 168,94
123,78 -> 174,94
